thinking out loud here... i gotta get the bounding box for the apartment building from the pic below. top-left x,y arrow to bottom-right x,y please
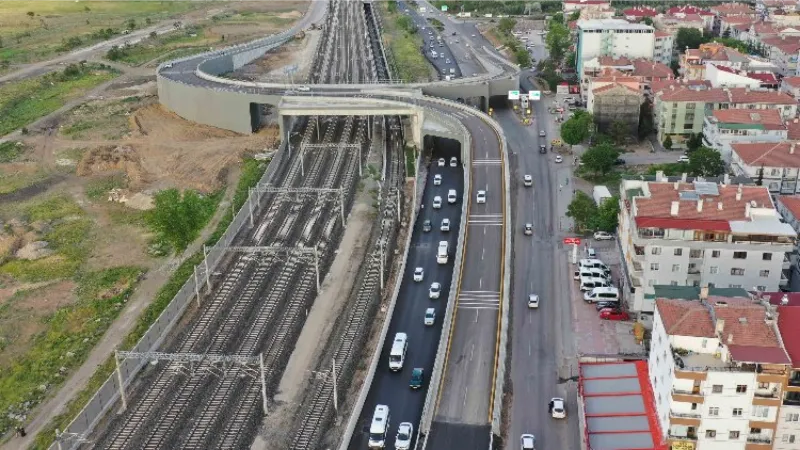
563,0 -> 610,14
780,76 -> 800,97
775,303 -> 800,449
703,109 -> 787,163
623,6 -> 658,22
576,19 -> 655,80
618,179 -> 796,312
759,36 -> 800,76
655,30 -> 675,65
681,43 -> 752,81
775,196 -> 800,278
731,143 -> 800,194
649,294 -> 792,449
588,82 -> 642,133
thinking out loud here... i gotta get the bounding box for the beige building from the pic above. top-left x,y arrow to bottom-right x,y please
588,82 -> 642,133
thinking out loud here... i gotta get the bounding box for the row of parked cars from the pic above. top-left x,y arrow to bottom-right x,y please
574,258 -> 629,321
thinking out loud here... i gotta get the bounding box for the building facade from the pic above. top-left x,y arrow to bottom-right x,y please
588,82 -> 642,133
703,109 -> 788,163
576,19 -> 655,81
731,142 -> 800,195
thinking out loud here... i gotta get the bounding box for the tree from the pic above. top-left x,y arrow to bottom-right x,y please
550,12 -> 564,24
687,146 -> 725,177
545,21 -> 570,62
663,135 -> 673,150
686,133 -> 704,152
712,37 -> 748,54
642,17 -> 654,26
147,189 -> 216,252
560,111 -> 593,145
568,10 -> 581,22
527,2 -> 542,14
675,28 -> 708,51
27,11 -> 34,18
515,48 -> 531,68
567,191 -> 597,232
581,142 -> 620,176
609,120 -> 628,146
594,196 -> 620,232
638,100 -> 654,139
498,17 -> 516,34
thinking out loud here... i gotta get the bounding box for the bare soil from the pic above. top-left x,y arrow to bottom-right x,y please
228,29 -> 320,83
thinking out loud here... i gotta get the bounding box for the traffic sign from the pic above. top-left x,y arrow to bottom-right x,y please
441,5 -> 448,11
507,90 -> 520,100
529,90 -> 541,101
563,237 -> 582,245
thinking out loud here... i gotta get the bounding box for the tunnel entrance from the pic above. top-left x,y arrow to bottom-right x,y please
423,135 -> 463,165
250,102 -> 277,133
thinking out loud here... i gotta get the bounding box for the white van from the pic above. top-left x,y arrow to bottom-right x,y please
579,276 -> 611,292
368,404 -> 391,448
447,189 -> 457,204
388,333 -> 408,371
584,287 -> 620,303
579,259 -> 611,275
437,241 -> 449,264
575,267 -> 609,280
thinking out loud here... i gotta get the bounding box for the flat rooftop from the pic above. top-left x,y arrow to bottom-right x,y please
579,361 -> 665,450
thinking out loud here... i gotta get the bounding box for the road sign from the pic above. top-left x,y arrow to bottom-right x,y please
507,90 -> 520,100
441,5 -> 448,11
563,237 -> 582,245
529,90 -> 541,101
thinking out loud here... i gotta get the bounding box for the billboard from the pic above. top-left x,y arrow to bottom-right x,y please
507,90 -> 520,100
529,91 -> 541,101
441,5 -> 448,11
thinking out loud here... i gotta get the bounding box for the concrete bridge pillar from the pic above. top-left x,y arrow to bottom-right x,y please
409,110 -> 423,150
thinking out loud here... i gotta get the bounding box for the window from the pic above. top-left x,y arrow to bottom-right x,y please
758,382 -> 769,389
702,338 -> 708,348
787,413 -> 800,422
729,431 -> 740,439
753,406 -> 769,418
760,270 -> 770,277
674,248 -> 683,256
705,430 -> 717,438
757,285 -> 767,291
690,249 -> 703,258
730,284 -> 742,289
651,247 -> 662,255
733,407 -> 743,417
731,268 -> 745,276
783,435 -> 797,444
710,266 -> 719,274
733,251 -> 747,259
712,384 -> 723,393
712,250 -> 721,258
736,385 -> 748,393
651,263 -> 660,271
670,281 -> 679,286
691,402 -> 698,410
709,406 -> 720,416
763,253 -> 773,261
672,264 -> 681,272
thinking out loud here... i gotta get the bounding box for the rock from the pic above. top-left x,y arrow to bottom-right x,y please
15,241 -> 54,261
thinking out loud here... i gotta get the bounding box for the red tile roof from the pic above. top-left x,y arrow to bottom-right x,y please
655,30 -> 672,38
778,306 -> 800,367
658,87 -> 729,102
667,5 -> 713,16
711,108 -> 785,130
711,3 -> 755,15
778,195 -> 800,220
650,79 -> 710,95
728,87 -> 796,105
597,56 -> 632,66
662,13 -> 705,24
761,35 -> 800,47
732,142 -> 800,167
782,76 -> 800,87
631,59 -> 674,79
728,345 -> 791,364
787,119 -> 800,139
564,0 -> 609,4
660,86 -> 796,104
593,82 -> 640,95
746,72 -> 779,84
634,182 -> 773,223
655,299 -> 716,337
708,297 -> 785,352
623,6 -> 658,17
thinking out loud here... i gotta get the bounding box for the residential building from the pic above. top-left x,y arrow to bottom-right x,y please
654,30 -> 675,66
649,293 -> 792,449
623,6 -> 658,22
706,64 -> 763,89
724,88 -> 797,119
780,76 -> 800,97
563,0 -> 611,14
618,179 -> 795,311
581,68 -> 639,102
731,142 -> 800,194
775,305 -> 800,450
632,59 -> 675,86
761,36 -> 800,75
655,14 -> 707,39
711,3 -> 758,34
576,19 -> 655,80
681,43 -> 752,81
666,5 -> 717,31
775,196 -> 800,278
702,109 -> 787,162
588,82 -> 642,134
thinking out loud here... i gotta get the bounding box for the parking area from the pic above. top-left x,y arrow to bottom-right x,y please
568,237 -> 643,356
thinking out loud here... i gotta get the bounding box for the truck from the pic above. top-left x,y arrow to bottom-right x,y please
437,241 -> 449,264
593,186 -> 613,206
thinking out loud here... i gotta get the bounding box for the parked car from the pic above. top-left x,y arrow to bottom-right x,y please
424,307 -> 436,325
593,231 -> 613,241
539,144 -> 546,154
413,267 -> 424,282
539,130 -> 546,137
410,368 -> 424,389
423,219 -> 432,232
595,301 -> 618,311
614,158 -> 626,165
678,155 -> 690,163
429,282 -> 441,299
599,308 -> 630,321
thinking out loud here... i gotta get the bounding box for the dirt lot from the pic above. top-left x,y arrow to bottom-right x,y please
228,28 -> 321,83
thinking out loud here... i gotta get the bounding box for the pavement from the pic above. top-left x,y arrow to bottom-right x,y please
396,2 -> 463,79
347,150 -> 464,450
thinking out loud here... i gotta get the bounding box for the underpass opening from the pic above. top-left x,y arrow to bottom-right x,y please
423,136 -> 462,168
250,102 -> 278,133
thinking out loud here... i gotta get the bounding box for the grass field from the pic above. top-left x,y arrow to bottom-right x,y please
378,3 -> 434,82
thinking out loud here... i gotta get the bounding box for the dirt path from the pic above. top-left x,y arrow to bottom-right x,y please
1,167 -> 241,450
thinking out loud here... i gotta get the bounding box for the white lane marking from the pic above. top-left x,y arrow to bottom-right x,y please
482,248 -> 485,260
479,278 -> 482,289
458,290 -> 500,310
463,387 -> 469,409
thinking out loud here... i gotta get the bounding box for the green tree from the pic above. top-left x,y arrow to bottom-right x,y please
567,191 -> 597,232
687,146 -> 725,177
550,12 -> 564,24
593,195 -> 620,232
663,135 -> 673,150
676,28 -> 708,51
581,142 -> 620,176
27,11 -> 34,18
712,37 -> 748,53
527,2 -> 542,14
498,17 -> 516,34
560,111 -> 593,145
686,133 -> 704,152
568,10 -> 581,21
147,189 -> 216,252
609,120 -> 628,146
396,15 -> 414,33
638,101 -> 654,139
545,21 -> 570,62
642,17 -> 654,26
515,48 -> 531,68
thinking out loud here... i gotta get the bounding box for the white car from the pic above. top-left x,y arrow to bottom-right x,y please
594,231 -> 613,241
297,85 -> 311,92
433,196 -> 442,209
587,248 -> 597,258
413,267 -> 424,282
450,157 -> 458,167
441,218 -> 451,232
476,190 -> 486,204
471,34 -> 476,37
395,422 -> 413,450
429,282 -> 441,299
555,155 -> 563,163
550,397 -> 566,419
424,308 -> 436,326
521,434 -> 536,450
528,294 -> 539,309
437,158 -> 446,167
678,155 -> 690,163
539,130 -> 546,137
434,174 -> 442,185
523,175 -> 533,187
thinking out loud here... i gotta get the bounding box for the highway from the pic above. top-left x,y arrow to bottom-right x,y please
348,148 -> 464,450
396,1 -> 463,79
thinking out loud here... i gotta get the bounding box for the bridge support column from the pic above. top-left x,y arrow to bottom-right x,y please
279,115 -> 291,148
409,111 -> 423,150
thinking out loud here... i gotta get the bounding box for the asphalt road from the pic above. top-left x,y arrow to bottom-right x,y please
397,1 -> 463,79
348,151 -> 464,450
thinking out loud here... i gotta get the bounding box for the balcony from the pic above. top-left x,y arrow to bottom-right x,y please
754,391 -> 779,399
672,388 -> 704,404
668,434 -> 697,442
789,376 -> 800,387
670,411 -> 701,419
747,436 -> 773,445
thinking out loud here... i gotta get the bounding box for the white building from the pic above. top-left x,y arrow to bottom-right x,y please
731,142 -> 800,195
618,179 -> 796,312
649,295 -> 792,450
702,109 -> 788,163
776,303 -> 800,450
576,19 -> 655,81
705,63 -> 763,89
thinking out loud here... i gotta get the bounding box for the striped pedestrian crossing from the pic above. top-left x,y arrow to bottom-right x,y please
458,290 -> 500,310
468,214 -> 503,225
472,159 -> 502,165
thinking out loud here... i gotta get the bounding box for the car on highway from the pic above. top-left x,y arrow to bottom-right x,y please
523,174 -> 533,187
471,33 -> 476,37
410,368 -> 424,389
614,158 -> 626,165
424,307 -> 436,325
297,85 -> 311,92
678,155 -> 690,163
429,282 -> 441,299
447,189 -> 457,204
446,58 -> 451,63
476,190 -> 486,204
539,130 -> 546,137
423,219 -> 432,232
413,268 -> 425,283
434,174 -> 442,185
520,434 -> 536,450
395,422 -> 413,450
450,156 -> 458,167
437,158 -> 446,167
587,248 -> 597,258
539,144 -> 546,154
528,294 -> 539,309
599,308 -> 630,321
594,231 -> 613,241
524,223 -> 533,235
555,155 -> 563,163
550,397 -> 566,419
441,218 -> 450,231
433,196 -> 442,209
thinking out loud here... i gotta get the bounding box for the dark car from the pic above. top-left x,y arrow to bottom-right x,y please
595,301 -> 619,311
614,158 -> 626,165
423,219 -> 432,232
539,145 -> 547,154
410,368 -> 424,389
